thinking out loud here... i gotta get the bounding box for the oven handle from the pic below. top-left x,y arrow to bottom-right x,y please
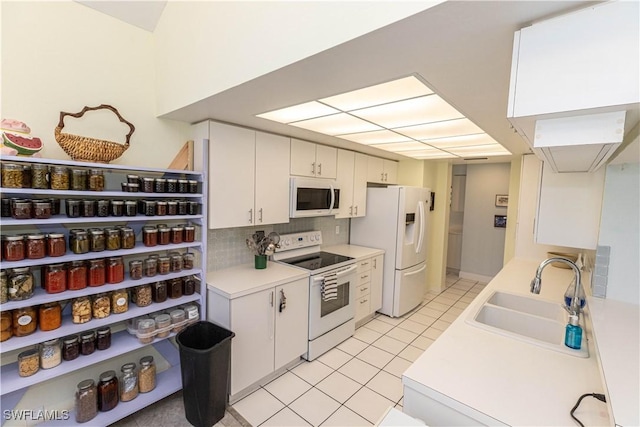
311,264 -> 358,284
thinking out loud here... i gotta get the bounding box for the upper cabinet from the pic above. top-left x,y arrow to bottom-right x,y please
367,156 -> 398,184
507,1 -> 639,173
335,150 -> 368,219
290,139 -> 337,179
206,122 -> 290,229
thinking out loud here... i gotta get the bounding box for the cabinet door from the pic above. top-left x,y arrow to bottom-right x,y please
370,255 -> 384,312
209,122 -> 255,229
355,296 -> 371,323
255,132 -> 290,225
352,153 -> 368,217
290,139 -> 317,177
383,160 -> 398,184
315,145 -> 337,179
367,156 -> 384,183
274,278 -> 309,370
335,150 -> 355,219
230,288 -> 275,395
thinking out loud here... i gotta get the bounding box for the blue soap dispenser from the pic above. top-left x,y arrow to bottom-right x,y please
565,314 -> 582,350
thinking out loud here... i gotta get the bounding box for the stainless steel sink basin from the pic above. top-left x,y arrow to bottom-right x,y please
467,291 -> 589,358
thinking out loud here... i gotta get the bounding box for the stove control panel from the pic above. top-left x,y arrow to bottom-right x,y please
278,231 -> 323,251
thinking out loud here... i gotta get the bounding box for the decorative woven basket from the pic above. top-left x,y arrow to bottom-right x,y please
54,104 -> 135,163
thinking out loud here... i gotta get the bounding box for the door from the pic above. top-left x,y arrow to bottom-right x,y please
290,139 -> 317,177
274,278 -> 309,370
255,132 -> 290,225
315,145 -> 337,178
370,254 -> 384,312
352,153 -> 368,217
396,187 -> 429,269
335,150 -> 355,219
393,261 -> 427,317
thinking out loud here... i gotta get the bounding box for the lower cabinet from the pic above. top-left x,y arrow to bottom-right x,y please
208,278 -> 309,397
355,255 -> 384,323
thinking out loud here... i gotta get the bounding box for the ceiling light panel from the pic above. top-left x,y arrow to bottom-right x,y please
338,129 -> 412,145
371,141 -> 431,152
256,101 -> 339,123
289,113 -> 382,135
351,95 -> 464,129
422,133 -> 501,149
445,144 -> 511,156
400,149 -> 458,159
396,118 -> 484,140
319,76 -> 433,111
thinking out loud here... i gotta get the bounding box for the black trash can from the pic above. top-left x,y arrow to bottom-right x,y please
176,321 -> 235,427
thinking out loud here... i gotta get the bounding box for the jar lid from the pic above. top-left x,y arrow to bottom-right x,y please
71,169 -> 86,174
89,169 -> 103,174
184,305 -> 198,313
50,165 -> 68,171
97,327 -> 110,336
154,178 -> 166,183
153,281 -> 166,288
138,318 -> 155,329
188,180 -> 198,184
70,260 -> 86,267
32,200 -> 51,206
155,314 -> 171,325
3,235 -> 24,241
80,331 -> 96,340
74,231 -> 88,237
77,379 -> 95,390
171,226 -> 184,231
140,355 -> 154,366
2,163 -> 22,169
81,199 -> 94,204
11,266 -> 30,273
111,200 -> 124,205
69,228 -> 84,234
42,338 -> 60,346
89,258 -> 105,265
27,234 -> 45,240
41,301 -> 60,308
90,229 -> 104,235
32,163 -> 48,169
106,229 -> 120,235
127,174 -> 139,179
170,309 -> 185,320
167,201 -> 178,205
125,200 -> 137,205
144,228 -> 158,234
184,225 -> 195,230
156,201 -> 167,205
142,177 -> 154,182
178,179 -> 189,183
47,233 -> 65,238
121,362 -> 136,373
108,257 -> 123,262
166,178 -> 177,183
63,335 -> 79,344
99,370 -> 116,382
158,256 -> 170,261
18,349 -> 39,358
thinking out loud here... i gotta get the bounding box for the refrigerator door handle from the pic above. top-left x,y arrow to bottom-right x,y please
416,200 -> 425,254
405,264 -> 427,277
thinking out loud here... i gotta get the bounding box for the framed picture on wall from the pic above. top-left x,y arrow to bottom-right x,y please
494,215 -> 507,228
495,194 -> 509,207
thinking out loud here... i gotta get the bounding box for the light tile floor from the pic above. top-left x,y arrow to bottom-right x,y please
231,274 -> 487,427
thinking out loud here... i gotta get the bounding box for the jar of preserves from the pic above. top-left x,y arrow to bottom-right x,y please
143,200 -> 156,216
97,370 -> 119,412
158,226 -> 170,245
21,165 -> 32,188
40,338 -> 62,369
120,362 -> 139,402
188,201 -> 200,216
154,178 -> 166,193
177,201 -> 188,215
171,226 -> 183,244
183,276 -> 197,296
1,163 -> 23,188
2,235 -> 25,261
47,233 -> 66,257
70,230 -> 89,254
13,306 -> 37,336
106,257 -> 124,284
67,261 -> 87,290
139,356 -> 156,393
70,169 -> 87,191
62,335 -> 80,361
124,200 -> 137,216
81,199 -> 96,217
142,227 -> 157,247
32,200 -> 52,219
48,198 -> 61,215
188,180 -> 199,193
167,201 -> 178,216
44,263 -> 66,293
105,229 -> 121,251
10,199 -> 31,220
72,296 -> 92,324
182,252 -> 195,269
111,289 -> 128,314
183,225 -> 196,243
80,330 -> 96,356
169,278 -> 183,299
177,179 -> 189,193
120,227 -> 135,249
156,201 -> 167,216
96,199 -> 110,217
88,259 -> 106,287
88,169 -> 105,191
31,164 -> 49,189
152,281 -> 167,303
170,309 -> 186,333
75,379 -> 98,423
49,166 -> 69,190
0,270 -> 7,304
1,198 -> 10,217
1,311 -> 12,342
143,257 -> 157,277
170,254 -> 183,272
166,178 -> 177,193
96,327 -> 111,350
129,260 -> 142,280
141,177 -> 154,192
92,293 -> 110,319
39,302 -> 62,331
65,199 -> 81,218
89,229 -> 105,252
8,267 -> 34,301
132,284 -> 152,307
18,349 -> 39,377
155,314 -> 171,338
110,200 -> 124,217
137,318 -> 156,344
158,257 -> 170,275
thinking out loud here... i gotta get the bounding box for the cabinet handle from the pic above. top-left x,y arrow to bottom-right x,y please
384,172 -> 388,182
361,261 -> 369,267
381,172 -> 384,181
312,162 -> 316,175
269,291 -> 275,340
373,258 -> 377,269
349,206 -> 353,216
259,208 -> 263,222
360,298 -> 368,304
318,163 -> 322,175
270,291 -> 274,307
249,208 -> 253,224
354,205 -> 358,216
361,274 -> 369,280
360,286 -> 369,292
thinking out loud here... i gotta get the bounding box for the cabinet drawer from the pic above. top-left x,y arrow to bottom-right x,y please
358,271 -> 371,287
355,295 -> 371,322
356,282 -> 371,299
359,258 -> 372,273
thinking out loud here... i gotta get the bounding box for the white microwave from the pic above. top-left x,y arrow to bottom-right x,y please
290,177 -> 340,218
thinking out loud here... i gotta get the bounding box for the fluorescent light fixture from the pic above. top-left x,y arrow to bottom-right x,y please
257,101 -> 339,123
371,141 -> 432,152
445,144 -> 511,156
337,129 -> 412,145
289,113 -> 382,135
400,148 -> 458,159
396,118 -> 484,140
319,76 -> 433,111
424,133 -> 499,149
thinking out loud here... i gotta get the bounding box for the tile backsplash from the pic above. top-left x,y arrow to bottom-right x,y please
207,217 -> 350,271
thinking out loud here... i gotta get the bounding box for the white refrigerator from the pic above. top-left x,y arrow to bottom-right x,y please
350,186 -> 430,317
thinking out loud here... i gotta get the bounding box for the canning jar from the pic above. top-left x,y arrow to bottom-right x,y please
170,309 -> 186,333
111,289 -> 128,314
13,306 -> 37,336
96,199 -> 109,217
67,261 -> 87,290
170,226 -> 184,244
188,180 -> 199,193
154,178 -> 166,193
183,276 -> 197,296
182,253 -> 194,269
31,164 -> 49,189
2,235 -> 25,261
89,229 -> 105,252
184,305 -> 199,323
167,201 -> 178,216
11,199 -> 31,219
105,229 -> 121,251
97,370 -> 119,412
47,233 -> 66,257
88,259 -> 106,287
110,200 -> 124,217
39,302 -> 62,331
44,263 -> 66,293
142,227 -> 157,247
183,225 -> 196,243
139,356 -> 156,393
18,349 -> 39,377
158,257 -> 170,275
177,201 -> 188,215
72,296 -> 92,324
70,169 -> 87,191
1,198 -> 10,217
129,260 -> 142,280
1,311 -> 12,342
1,163 -> 23,188
166,178 -> 177,193
75,379 -> 98,423
47,198 -> 61,215
49,166 -> 69,190
120,227 -> 135,249
32,200 -> 52,219
21,164 -> 31,188
81,199 -> 96,217
141,177 -> 154,192
120,363 -> 139,402
188,201 -> 200,216
143,257 -> 157,277
62,335 -> 80,361
124,200 -> 137,217
96,326 -> 111,350
132,284 -> 152,307
143,200 -> 156,216
156,201 -> 167,216
155,314 -> 171,338
177,179 -> 188,193
92,293 -> 111,319
40,338 -> 62,369
158,226 -> 170,245
88,169 -> 104,191
70,230 -> 90,254
65,199 -> 81,218
80,330 -> 96,355
107,257 -> 124,284
168,278 -> 182,299
0,271 -> 7,304
26,234 -> 46,259
170,254 -> 183,272
8,267 -> 34,300
152,281 -> 167,303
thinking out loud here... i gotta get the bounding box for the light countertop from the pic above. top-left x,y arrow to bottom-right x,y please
403,258 -> 611,426
323,244 -> 385,260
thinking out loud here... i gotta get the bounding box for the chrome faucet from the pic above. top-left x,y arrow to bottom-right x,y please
530,257 -> 583,315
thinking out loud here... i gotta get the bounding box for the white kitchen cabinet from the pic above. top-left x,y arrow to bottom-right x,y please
370,254 -> 383,313
208,121 -> 290,229
335,150 -> 367,219
367,156 -> 398,184
290,138 -> 337,179
355,254 -> 384,323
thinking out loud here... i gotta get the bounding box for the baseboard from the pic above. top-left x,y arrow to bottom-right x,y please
459,271 -> 494,284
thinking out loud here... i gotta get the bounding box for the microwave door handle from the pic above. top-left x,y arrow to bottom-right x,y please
329,183 -> 336,213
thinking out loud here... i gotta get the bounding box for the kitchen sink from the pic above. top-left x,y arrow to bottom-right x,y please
467,291 -> 589,358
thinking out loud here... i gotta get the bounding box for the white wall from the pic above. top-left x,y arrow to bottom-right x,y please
423,160 -> 451,292
1,1 -> 189,167
460,163 -> 510,280
153,1 -> 441,115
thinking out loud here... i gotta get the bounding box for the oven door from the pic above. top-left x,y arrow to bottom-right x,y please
309,264 -> 357,340
290,177 -> 340,218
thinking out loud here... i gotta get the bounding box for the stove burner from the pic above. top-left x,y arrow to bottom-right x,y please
279,251 -> 353,271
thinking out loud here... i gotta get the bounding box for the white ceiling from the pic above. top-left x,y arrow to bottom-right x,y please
75,0 -> 167,32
